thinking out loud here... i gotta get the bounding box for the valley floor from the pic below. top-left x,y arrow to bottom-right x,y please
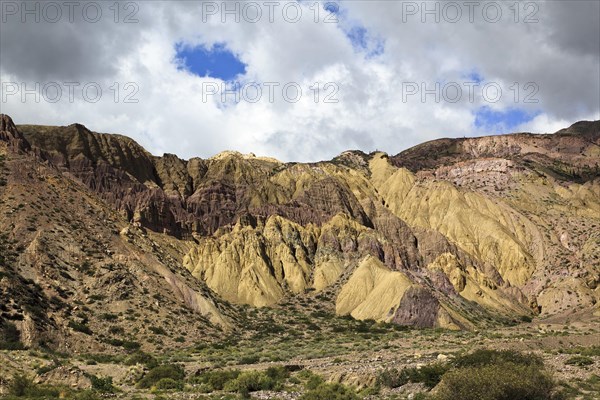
1,308 -> 599,400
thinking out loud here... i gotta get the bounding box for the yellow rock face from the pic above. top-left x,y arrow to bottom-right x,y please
184,228 -> 286,307
369,154 -> 538,287
182,149 -> 600,326
184,213 -> 374,307
336,256 -> 412,321
184,215 -> 318,306
313,259 -> 344,292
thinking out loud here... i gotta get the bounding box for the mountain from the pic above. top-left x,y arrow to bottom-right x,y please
1,114 -> 599,354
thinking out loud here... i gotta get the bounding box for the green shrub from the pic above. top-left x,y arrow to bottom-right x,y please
378,363 -> 449,389
121,340 -> 141,351
154,377 -> 184,390
377,368 -> 407,388
192,369 -> 241,391
104,338 -> 124,347
68,320 -> 92,335
299,382 -> 359,400
565,355 -> 594,366
8,374 -> 31,396
6,374 -> 66,398
224,370 -> 282,394
108,326 -> 124,335
298,370 -> 324,390
99,313 -> 118,321
89,375 -> 116,393
435,362 -> 561,400
407,363 -> 450,388
266,366 -> 290,381
238,354 -> 260,364
453,349 -> 542,369
137,364 -> 185,389
149,326 -> 166,335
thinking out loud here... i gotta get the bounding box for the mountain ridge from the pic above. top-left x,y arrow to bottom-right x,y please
1,113 -> 599,354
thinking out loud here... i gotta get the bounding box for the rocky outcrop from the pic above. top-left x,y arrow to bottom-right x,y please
0,114 -> 30,152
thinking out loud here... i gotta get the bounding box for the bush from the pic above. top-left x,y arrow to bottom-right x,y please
238,354 -> 260,364
108,326 -> 124,335
378,363 -> 449,389
6,374 -> 66,398
193,369 -> 241,391
121,340 -> 141,351
99,313 -> 118,321
299,382 -> 359,400
149,326 -> 166,335
377,368 -> 407,388
266,366 -> 290,381
8,374 -> 31,397
224,370 -> 282,395
565,356 -> 594,366
154,377 -> 184,390
90,375 -> 116,393
435,362 -> 561,400
298,370 -> 325,390
192,367 -> 290,395
137,364 -> 185,389
68,320 -> 92,335
452,349 -> 543,369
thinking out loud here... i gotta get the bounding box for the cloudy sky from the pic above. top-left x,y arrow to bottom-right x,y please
1,0 -> 599,161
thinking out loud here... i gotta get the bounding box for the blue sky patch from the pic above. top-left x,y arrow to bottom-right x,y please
474,106 -> 540,133
345,25 -> 385,58
347,26 -> 368,51
324,1 -> 339,14
465,70 -> 484,83
175,43 -> 246,81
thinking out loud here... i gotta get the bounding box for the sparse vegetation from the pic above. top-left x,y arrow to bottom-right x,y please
434,362 -> 562,400
299,382 -> 359,400
565,355 -> 594,367
68,320 -> 92,335
377,363 -> 449,389
136,364 -> 185,389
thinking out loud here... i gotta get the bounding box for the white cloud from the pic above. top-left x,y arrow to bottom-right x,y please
1,0 -> 598,162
